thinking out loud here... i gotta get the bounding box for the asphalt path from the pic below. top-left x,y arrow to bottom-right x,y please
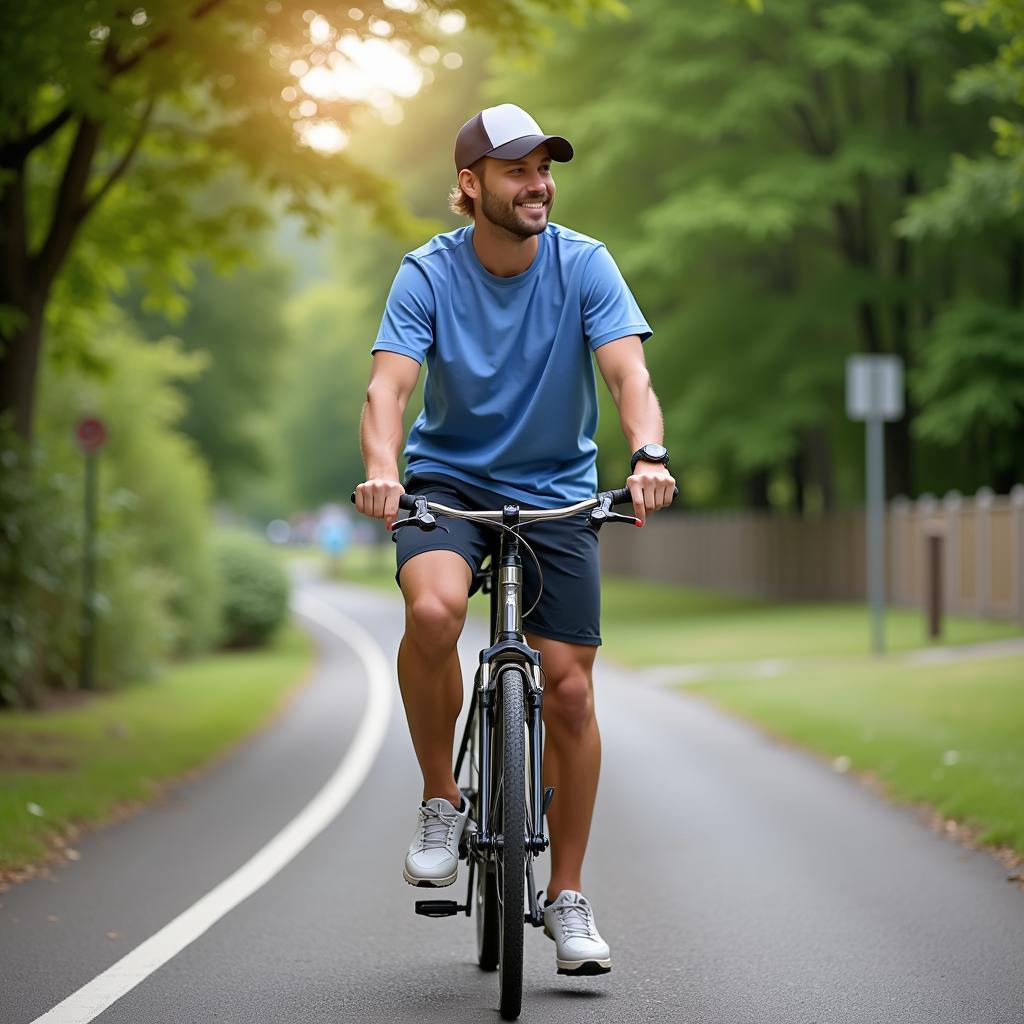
2,569 -> 1023,1024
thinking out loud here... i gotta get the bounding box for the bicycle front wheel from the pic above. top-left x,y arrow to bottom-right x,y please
495,666 -> 526,1021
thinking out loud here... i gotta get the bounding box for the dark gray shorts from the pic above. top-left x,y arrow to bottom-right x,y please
395,473 -> 601,647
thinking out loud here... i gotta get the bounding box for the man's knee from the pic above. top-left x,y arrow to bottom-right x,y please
544,664 -> 595,737
400,552 -> 471,654
405,590 -> 467,650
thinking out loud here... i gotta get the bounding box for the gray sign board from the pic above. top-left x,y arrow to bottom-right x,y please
846,355 -> 904,422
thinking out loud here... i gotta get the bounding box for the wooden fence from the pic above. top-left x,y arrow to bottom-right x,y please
599,487 -> 1024,622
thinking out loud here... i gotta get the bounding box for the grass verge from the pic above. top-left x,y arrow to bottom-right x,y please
0,623 -> 314,875
686,655 -> 1024,857
324,548 -> 1023,662
600,576 -> 1022,665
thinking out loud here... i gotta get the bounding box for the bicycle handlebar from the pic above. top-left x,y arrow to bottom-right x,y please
352,484 -> 676,531
395,489 -> 634,512
395,486 -> 646,521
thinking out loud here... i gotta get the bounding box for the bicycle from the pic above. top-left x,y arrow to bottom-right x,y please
390,484 -> 649,1021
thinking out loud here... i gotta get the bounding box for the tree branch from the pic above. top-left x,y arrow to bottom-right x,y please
108,0 -> 232,77
81,98 -> 156,217
4,0 -> 224,163
791,103 -> 833,158
30,117 -> 102,290
2,106 -> 75,163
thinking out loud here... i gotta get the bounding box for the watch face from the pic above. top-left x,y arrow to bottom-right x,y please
642,444 -> 668,460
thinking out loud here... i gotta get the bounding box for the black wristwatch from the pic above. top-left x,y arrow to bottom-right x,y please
630,443 -> 670,473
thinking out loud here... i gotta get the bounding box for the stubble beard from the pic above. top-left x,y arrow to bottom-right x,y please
479,183 -> 552,240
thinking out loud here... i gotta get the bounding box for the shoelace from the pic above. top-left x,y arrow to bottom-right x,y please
414,804 -> 459,852
553,898 -> 598,941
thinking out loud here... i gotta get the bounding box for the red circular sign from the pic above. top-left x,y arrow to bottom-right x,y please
76,417 -> 107,452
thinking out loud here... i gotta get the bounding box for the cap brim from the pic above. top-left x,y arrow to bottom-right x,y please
486,134 -> 573,162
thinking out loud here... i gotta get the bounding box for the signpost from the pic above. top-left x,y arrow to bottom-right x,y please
76,417 -> 107,690
846,356 -> 903,655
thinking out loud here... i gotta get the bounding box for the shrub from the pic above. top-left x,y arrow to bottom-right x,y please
1,314 -> 222,706
39,317 -> 221,659
214,530 -> 289,648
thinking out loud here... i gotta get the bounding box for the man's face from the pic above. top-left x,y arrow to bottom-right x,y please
476,145 -> 555,239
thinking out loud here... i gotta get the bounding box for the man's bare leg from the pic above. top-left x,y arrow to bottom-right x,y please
397,550 -> 472,806
527,633 -> 600,901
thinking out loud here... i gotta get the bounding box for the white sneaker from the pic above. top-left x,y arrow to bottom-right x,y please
543,890 -> 612,975
403,796 -> 470,888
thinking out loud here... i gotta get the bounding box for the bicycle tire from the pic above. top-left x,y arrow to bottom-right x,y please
496,666 -> 526,1021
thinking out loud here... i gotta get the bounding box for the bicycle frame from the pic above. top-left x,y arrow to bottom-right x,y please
453,502 -> 549,928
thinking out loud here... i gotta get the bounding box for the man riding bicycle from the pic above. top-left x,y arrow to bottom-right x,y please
353,103 -> 676,977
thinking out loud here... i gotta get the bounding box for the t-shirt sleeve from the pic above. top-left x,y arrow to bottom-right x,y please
580,244 -> 653,351
371,256 -> 435,363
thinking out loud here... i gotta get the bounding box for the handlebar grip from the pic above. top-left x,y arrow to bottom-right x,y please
351,490 -> 416,510
610,485 -> 680,507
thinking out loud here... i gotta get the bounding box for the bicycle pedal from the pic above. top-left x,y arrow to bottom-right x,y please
414,900 -> 465,918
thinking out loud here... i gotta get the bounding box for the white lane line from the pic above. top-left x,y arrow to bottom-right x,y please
30,592 -> 394,1024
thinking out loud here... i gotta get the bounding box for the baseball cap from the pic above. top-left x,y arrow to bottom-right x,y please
454,104 -> 573,172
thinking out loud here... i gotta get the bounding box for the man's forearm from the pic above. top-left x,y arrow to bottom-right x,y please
360,386 -> 406,479
614,369 -> 664,452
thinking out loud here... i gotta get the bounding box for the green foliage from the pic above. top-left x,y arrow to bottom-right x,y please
0,423 -> 81,706
281,277 -> 376,507
0,313 -> 221,706
899,154 -> 1022,236
903,0 -> 1024,238
40,315 -> 222,656
945,0 -> 1024,178
3,0 -> 615,304
487,0 -> 1013,506
0,419 -> 183,707
214,530 -> 290,648
121,211 -> 293,501
912,300 -> 1024,451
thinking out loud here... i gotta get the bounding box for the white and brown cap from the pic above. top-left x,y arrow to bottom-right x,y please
454,104 -> 573,172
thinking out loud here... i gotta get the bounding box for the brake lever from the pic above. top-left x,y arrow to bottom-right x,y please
389,512 -> 449,535
588,496 -> 642,532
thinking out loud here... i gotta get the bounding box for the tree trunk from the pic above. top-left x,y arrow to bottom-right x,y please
884,65 -> 922,500
0,303 -> 46,442
1,115 -> 104,443
0,150 -> 34,439
790,448 -> 805,515
805,426 -> 835,513
746,467 -> 772,510
1008,236 -> 1023,309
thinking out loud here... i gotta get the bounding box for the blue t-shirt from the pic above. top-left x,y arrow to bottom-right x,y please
371,222 -> 652,506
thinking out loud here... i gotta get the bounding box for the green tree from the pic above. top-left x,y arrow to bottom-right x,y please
944,0 -> 1024,206
895,1 -> 1024,492
0,0 -> 617,444
491,0 -> 1002,507
122,233 -> 292,501
281,276 -> 378,508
